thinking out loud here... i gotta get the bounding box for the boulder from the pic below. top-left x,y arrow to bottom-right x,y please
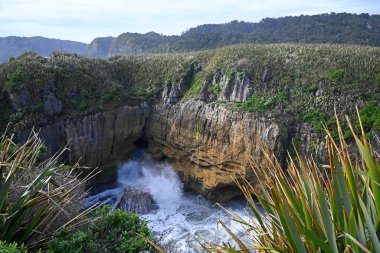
118,187 -> 155,214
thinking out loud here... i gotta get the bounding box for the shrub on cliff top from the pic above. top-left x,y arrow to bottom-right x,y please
47,205 -> 152,253
204,113 -> 380,252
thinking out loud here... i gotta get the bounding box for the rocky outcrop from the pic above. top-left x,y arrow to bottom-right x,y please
162,78 -> 188,105
19,105 -> 147,168
9,88 -> 33,109
14,70 -> 327,202
85,37 -> 114,58
16,76 -> 326,202
118,188 -> 155,214
144,99 -> 296,201
219,73 -> 253,102
3,42 -> 377,203
198,72 -> 253,103
142,69 -> 326,201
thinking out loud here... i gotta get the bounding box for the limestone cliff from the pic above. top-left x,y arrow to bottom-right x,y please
2,44 -> 378,202
19,105 -> 148,168
144,97 -> 325,202
17,92 -> 325,202
145,99 -> 286,201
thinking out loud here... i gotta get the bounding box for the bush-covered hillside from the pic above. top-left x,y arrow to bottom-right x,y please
0,44 -> 379,136
2,13 -> 378,61
88,13 -> 380,57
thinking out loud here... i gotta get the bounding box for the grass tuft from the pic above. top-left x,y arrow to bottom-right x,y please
0,129 -> 98,250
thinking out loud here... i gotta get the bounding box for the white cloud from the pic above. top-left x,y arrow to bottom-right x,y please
0,0 -> 379,42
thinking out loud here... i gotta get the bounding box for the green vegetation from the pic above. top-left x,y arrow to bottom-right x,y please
78,100 -> 88,111
0,131 -> 154,253
225,68 -> 234,78
84,13 -> 380,59
327,68 -> 345,80
302,109 -> 330,133
0,51 -> 195,131
376,72 -> 380,87
5,65 -> 26,89
0,241 -> 28,253
205,116 -> 380,252
47,206 -> 152,253
358,101 -> 380,131
130,85 -> 158,98
102,82 -> 124,103
211,83 -> 220,95
306,84 -> 319,93
184,75 -> 202,97
0,43 -> 379,135
341,101 -> 380,139
234,95 -> 275,113
0,131 -> 95,249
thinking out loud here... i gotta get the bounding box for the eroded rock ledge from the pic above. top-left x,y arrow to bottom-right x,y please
144,93 -> 327,201
3,44 -> 378,202
145,99 -> 287,201
19,104 -> 148,168
18,95 -> 325,202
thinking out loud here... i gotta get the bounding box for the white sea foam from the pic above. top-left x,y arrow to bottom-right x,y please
86,152 -> 252,252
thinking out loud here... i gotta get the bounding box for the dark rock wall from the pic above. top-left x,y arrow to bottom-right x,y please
19,105 -> 147,168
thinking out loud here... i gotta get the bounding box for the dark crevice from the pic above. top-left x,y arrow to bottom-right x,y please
133,138 -> 148,149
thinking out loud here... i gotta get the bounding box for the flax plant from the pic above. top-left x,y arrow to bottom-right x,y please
0,130 -> 98,249
204,112 -> 380,252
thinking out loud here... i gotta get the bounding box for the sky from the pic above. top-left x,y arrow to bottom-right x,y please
0,0 -> 379,43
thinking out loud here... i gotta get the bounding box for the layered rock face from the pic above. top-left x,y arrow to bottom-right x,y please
4,44 -> 378,202
143,71 -> 326,201
145,99 -> 291,201
16,79 -> 325,202
19,105 -> 147,168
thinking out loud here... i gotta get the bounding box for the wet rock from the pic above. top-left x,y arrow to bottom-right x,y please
43,91 -> 62,116
118,188 -> 155,214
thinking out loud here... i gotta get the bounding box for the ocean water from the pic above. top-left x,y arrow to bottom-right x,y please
85,152 -> 253,252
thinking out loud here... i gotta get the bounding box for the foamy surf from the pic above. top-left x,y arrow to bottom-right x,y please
86,151 -> 252,252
